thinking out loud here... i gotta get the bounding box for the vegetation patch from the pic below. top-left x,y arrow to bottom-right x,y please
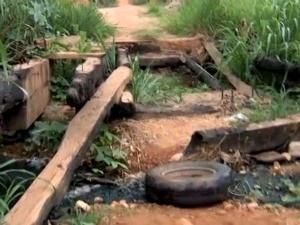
130,57 -> 210,105
0,0 -> 114,64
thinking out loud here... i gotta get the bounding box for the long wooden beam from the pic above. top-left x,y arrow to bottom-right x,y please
204,41 -> 260,100
4,66 -> 132,225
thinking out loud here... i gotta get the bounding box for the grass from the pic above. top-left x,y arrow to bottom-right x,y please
247,87 -> 300,123
164,0 -> 300,84
0,0 -> 114,64
161,0 -> 300,121
145,2 -> 165,17
0,159 -> 36,221
130,57 -> 210,105
133,28 -> 163,39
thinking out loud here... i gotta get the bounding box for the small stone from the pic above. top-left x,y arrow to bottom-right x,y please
129,203 -> 137,209
94,196 -> 104,204
223,202 -> 234,210
119,199 -> 129,208
110,201 -> 120,208
170,153 -> 183,162
175,218 -> 194,225
254,184 -> 261,189
239,170 -> 247,174
246,202 -> 259,211
75,200 -> 91,212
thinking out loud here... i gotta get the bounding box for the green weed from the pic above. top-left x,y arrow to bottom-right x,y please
133,28 -> 163,39
90,124 -> 127,175
51,60 -> 80,102
145,2 -> 164,17
280,179 -> 300,206
0,159 -> 35,220
248,87 -> 300,123
25,121 -> 67,152
130,57 -> 209,104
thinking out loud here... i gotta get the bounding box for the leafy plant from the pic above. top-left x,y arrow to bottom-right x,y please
0,0 -> 114,64
130,57 -> 206,104
25,121 -> 67,152
280,179 -> 300,206
90,124 -> 127,175
51,60 -> 79,101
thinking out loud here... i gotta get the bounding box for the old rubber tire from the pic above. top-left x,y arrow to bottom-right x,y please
145,161 -> 234,206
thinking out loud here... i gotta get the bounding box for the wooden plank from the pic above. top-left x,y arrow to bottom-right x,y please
204,41 -> 260,99
47,51 -> 106,60
66,57 -> 104,112
184,114 -> 300,156
3,66 -> 133,225
35,35 -> 208,62
2,59 -> 51,131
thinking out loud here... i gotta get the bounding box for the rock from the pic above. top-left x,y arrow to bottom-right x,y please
246,202 -> 259,211
251,151 -> 286,163
75,200 -> 91,212
175,218 -> 194,225
94,196 -> 104,204
170,153 -> 183,162
289,141 -> 300,158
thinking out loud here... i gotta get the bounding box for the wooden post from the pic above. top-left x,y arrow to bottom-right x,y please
3,66 -> 132,225
2,59 -> 51,131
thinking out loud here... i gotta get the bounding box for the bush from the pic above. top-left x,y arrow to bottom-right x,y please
165,0 -> 300,84
0,0 -> 114,64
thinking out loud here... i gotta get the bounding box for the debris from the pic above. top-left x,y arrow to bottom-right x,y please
75,200 -> 91,212
226,113 -> 249,123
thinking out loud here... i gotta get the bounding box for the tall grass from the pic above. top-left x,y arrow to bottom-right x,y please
165,0 -> 300,84
0,159 -> 36,221
0,0 -> 114,64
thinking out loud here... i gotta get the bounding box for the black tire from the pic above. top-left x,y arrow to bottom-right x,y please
145,161 -> 234,206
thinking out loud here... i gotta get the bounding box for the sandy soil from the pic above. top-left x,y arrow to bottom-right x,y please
100,0 -> 177,40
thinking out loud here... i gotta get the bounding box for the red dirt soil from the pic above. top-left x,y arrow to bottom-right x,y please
100,203 -> 300,225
